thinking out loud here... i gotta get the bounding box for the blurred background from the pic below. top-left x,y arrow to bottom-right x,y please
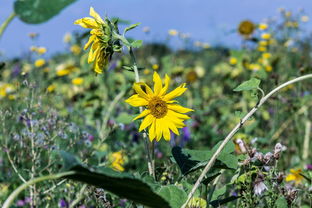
1,0 -> 312,57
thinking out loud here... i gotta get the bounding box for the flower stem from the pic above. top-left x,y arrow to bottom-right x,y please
182,73 -> 312,208
0,12 -> 16,39
129,47 -> 155,178
3,171 -> 75,208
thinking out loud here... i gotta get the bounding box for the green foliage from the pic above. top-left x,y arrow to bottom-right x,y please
158,185 -> 187,208
14,0 -> 77,24
60,152 -> 171,208
233,78 -> 261,91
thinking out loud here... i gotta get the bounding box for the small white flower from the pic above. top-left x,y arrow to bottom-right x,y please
254,181 -> 268,195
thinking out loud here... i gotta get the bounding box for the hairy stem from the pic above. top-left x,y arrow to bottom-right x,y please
3,172 -> 75,208
182,74 -> 312,208
129,47 -> 154,177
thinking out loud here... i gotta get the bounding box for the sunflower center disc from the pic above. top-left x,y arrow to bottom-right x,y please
148,96 -> 168,118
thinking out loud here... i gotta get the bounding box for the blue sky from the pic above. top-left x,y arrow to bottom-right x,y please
1,0 -> 312,57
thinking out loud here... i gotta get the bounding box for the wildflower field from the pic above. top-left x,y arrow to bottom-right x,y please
0,1 -> 312,208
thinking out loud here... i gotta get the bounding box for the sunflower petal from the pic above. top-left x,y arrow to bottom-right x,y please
74,17 -> 98,29
133,83 -> 149,99
164,117 -> 180,135
133,109 -> 150,120
163,83 -> 187,101
149,120 -> 156,141
160,74 -> 170,95
156,119 -> 163,141
125,94 -> 148,107
84,35 -> 96,50
168,104 -> 193,113
163,125 -> 171,141
167,110 -> 191,120
139,114 -> 154,132
153,72 -> 162,95
89,7 -> 104,24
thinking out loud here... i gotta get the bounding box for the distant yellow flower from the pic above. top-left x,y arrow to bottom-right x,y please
262,53 -> 271,59
248,63 -> 261,71
63,32 -> 72,43
30,46 -> 37,52
265,65 -> 272,72
152,64 -> 159,70
47,84 -> 56,92
258,23 -> 268,30
186,71 -> 198,83
261,33 -> 271,40
70,45 -> 81,55
238,20 -> 255,37
187,197 -> 207,208
37,47 -> 47,55
259,40 -> 268,46
72,78 -> 84,85
34,59 -> 46,67
168,29 -> 178,36
257,46 -> 267,52
126,72 -> 193,141
301,15 -> 309,22
143,69 -> 151,75
0,83 -> 14,98
201,43 -> 210,49
56,65 -> 77,76
75,7 -> 122,74
229,57 -> 238,65
109,151 -> 126,172
286,169 -> 304,185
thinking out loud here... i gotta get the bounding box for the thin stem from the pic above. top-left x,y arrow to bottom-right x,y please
6,150 -> 27,183
129,47 -> 154,177
182,74 -> 312,208
69,184 -> 88,208
3,171 -> 75,208
0,12 -> 16,39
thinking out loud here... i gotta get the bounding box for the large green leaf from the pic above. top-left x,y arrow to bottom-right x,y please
233,78 -> 261,91
172,141 -> 237,175
60,151 -> 170,208
14,0 -> 77,24
158,185 -> 187,208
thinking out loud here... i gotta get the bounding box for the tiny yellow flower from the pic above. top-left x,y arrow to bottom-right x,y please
286,169 -> 304,185
37,47 -> 47,55
265,65 -> 272,72
201,43 -> 210,49
262,53 -> 271,59
301,15 -> 309,22
70,44 -> 81,55
72,78 -> 84,85
257,46 -> 267,52
248,63 -> 261,71
229,57 -> 238,65
187,197 -> 207,208
63,32 -> 72,43
125,72 -> 193,141
258,23 -> 268,30
261,33 -> 271,40
152,64 -> 159,70
56,69 -> 71,76
168,29 -> 178,36
47,84 -> 56,93
109,151 -> 126,172
259,40 -> 268,46
34,59 -> 46,67
143,68 -> 151,75
30,46 -> 37,52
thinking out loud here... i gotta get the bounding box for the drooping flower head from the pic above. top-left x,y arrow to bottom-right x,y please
126,72 -> 193,141
74,7 -> 122,74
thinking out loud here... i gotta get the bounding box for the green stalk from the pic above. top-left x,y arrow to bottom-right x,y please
0,12 -> 16,39
129,47 -> 155,178
3,171 -> 75,208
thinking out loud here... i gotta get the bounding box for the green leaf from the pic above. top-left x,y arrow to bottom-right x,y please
14,0 -> 77,24
131,40 -> 143,48
60,152 -> 170,208
233,78 -> 261,92
275,197 -> 288,208
116,112 -> 135,125
158,185 -> 187,208
172,141 -> 237,175
124,23 -> 141,33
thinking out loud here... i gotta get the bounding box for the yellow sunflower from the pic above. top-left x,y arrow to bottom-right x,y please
285,169 -> 304,185
126,72 -> 193,141
74,7 -> 121,74
238,20 -> 255,37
